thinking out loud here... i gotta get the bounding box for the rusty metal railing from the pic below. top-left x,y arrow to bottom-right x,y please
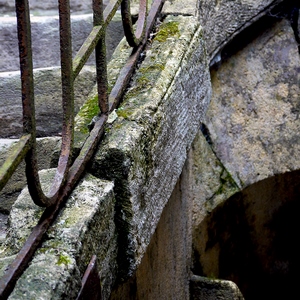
0,0 -> 165,298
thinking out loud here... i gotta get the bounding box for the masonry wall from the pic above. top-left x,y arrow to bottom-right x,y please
0,0 -> 299,299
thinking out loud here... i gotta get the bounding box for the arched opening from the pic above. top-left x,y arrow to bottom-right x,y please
192,170 -> 300,299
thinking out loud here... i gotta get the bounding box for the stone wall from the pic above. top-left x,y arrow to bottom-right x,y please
191,2 -> 300,299
1,0 -> 299,299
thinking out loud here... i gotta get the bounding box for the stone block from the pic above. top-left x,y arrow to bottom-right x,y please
190,275 -> 244,300
0,170 -> 117,300
204,18 -> 300,188
0,12 -> 123,72
0,66 -> 96,138
90,15 -> 211,278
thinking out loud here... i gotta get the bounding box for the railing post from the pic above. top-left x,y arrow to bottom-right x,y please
94,0 -> 109,114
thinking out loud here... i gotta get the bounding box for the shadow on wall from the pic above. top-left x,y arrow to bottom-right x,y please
192,169 -> 300,300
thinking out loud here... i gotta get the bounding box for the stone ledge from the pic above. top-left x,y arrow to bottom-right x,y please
190,275 -> 244,300
0,66 -> 96,138
90,15 -> 211,278
0,171 -> 116,300
0,11 -> 123,72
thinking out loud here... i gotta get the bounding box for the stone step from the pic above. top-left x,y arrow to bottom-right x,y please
0,12 -> 123,72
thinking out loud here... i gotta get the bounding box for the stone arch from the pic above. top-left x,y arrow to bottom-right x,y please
192,3 -> 300,298
192,169 -> 300,299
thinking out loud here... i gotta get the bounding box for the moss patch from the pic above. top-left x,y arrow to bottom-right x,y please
57,253 -> 72,266
75,95 -> 100,134
116,107 -> 133,119
155,21 -> 180,43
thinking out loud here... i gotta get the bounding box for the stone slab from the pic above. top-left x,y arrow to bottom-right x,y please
0,12 -> 123,72
0,66 -> 96,138
190,275 -> 244,300
163,0 -> 199,16
204,18 -> 300,188
0,170 -> 116,300
90,15 -> 211,278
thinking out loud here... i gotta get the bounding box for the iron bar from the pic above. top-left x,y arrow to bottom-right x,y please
94,0 -> 109,114
47,0 -> 74,199
15,0 -> 53,207
121,0 -> 148,47
76,255 -> 102,300
109,0 -> 166,111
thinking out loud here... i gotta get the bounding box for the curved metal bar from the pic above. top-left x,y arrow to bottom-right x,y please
16,0 -> 74,207
15,0 -> 55,207
47,0 -> 74,199
0,115 -> 107,300
121,0 -> 148,47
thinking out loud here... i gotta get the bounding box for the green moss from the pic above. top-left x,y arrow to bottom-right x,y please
116,107 -> 133,119
155,21 -> 180,43
57,254 -> 71,266
208,273 -> 217,280
137,76 -> 151,87
113,122 -> 124,130
139,64 -> 165,73
124,62 -> 166,101
75,95 -> 100,134
215,167 -> 239,196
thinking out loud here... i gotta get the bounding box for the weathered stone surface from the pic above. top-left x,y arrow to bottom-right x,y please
190,131 -> 240,229
192,14 -> 300,300
198,0 -> 283,60
0,137 -> 61,213
0,12 -> 123,72
190,275 -> 244,300
0,66 -> 96,138
163,0 -> 199,16
204,18 -> 300,188
1,170 -> 116,300
111,152 -> 194,299
90,15 -> 211,278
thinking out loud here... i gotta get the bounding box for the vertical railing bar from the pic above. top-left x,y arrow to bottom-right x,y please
15,0 -> 52,207
48,0 -> 74,196
93,0 -> 109,114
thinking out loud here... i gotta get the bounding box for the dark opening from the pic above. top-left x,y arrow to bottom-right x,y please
192,170 -> 300,299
